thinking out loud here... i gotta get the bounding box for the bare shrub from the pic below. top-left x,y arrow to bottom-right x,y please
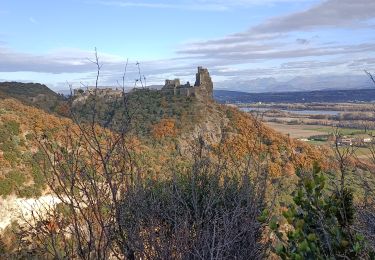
6,51 -> 270,259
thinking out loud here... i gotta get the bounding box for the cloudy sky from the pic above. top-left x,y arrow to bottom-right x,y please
0,0 -> 375,92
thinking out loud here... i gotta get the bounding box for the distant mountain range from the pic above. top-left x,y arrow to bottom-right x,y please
213,88 -> 375,103
215,74 -> 373,93
7,77 -> 373,105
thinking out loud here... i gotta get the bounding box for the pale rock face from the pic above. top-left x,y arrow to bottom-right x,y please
178,103 -> 229,155
0,194 -> 62,232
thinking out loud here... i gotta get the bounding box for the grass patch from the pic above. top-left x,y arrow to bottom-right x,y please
304,126 -> 366,136
308,140 -> 328,146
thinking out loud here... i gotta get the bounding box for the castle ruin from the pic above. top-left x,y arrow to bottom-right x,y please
72,67 -> 213,102
161,67 -> 213,99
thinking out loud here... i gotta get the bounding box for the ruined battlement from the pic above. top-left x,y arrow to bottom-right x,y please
164,79 -> 181,88
73,88 -> 123,103
161,67 -> 213,99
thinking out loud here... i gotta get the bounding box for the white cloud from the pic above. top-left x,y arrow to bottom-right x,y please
0,47 -> 128,74
174,0 -> 375,85
252,0 -> 375,33
2,0 -> 375,92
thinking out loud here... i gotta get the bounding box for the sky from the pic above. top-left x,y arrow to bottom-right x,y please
0,0 -> 375,92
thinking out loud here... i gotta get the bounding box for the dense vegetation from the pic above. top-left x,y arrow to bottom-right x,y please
72,88 -> 207,137
0,82 -> 68,115
0,83 -> 374,259
0,99 -> 73,198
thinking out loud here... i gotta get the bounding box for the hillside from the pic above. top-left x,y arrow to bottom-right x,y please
0,82 -> 68,114
1,84 -> 372,259
0,98 -> 74,198
0,86 -> 331,200
71,87 -> 331,179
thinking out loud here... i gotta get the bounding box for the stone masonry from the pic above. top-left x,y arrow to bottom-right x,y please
161,67 -> 213,99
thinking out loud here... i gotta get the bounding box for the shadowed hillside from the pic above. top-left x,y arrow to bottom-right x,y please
0,82 -> 68,114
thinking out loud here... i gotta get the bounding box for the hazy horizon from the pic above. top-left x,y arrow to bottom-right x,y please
0,0 -> 374,92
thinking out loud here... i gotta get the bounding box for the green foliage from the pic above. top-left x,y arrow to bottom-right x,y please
0,170 -> 33,197
25,133 -> 34,141
272,164 -> 370,259
6,170 -> 26,187
0,120 -> 20,142
120,164 -> 266,259
0,178 -> 13,196
18,186 -> 41,198
72,89 -> 203,136
31,164 -> 45,190
0,120 -> 22,166
0,82 -> 67,115
3,120 -> 20,135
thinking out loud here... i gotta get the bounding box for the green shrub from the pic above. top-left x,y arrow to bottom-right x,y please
1,136 -> 21,165
32,165 -> 45,190
6,170 -> 26,187
119,164 -> 266,259
18,186 -> 41,198
18,137 -> 26,147
3,120 -> 20,136
25,133 -> 34,141
271,164 -> 371,259
3,151 -> 20,166
0,178 -> 13,196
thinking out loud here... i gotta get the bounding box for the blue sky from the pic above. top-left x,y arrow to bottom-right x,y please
0,0 -> 375,92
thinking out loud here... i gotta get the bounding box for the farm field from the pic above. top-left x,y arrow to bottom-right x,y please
264,122 -> 374,158
264,122 -> 327,139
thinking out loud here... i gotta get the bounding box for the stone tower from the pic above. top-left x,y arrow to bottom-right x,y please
194,66 -> 213,99
161,67 -> 213,100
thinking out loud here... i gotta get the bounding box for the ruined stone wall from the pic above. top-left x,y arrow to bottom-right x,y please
73,88 -> 123,99
161,67 -> 213,100
194,67 -> 213,99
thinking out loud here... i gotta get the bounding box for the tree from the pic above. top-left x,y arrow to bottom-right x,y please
365,70 -> 375,85
151,118 -> 177,139
9,51 -> 271,259
271,164 -> 371,259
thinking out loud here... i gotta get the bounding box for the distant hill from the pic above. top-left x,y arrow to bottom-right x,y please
214,88 -> 375,103
215,74 -> 373,93
0,82 -> 68,115
0,82 -> 58,99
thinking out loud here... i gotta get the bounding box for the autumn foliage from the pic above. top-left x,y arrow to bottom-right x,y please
151,118 -> 177,139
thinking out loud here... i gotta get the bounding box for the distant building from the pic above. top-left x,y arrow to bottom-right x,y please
161,67 -> 213,100
338,138 -> 353,146
73,87 -> 123,98
72,67 -> 214,102
336,136 -> 373,146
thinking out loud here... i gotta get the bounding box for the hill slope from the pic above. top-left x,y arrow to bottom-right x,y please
0,98 -> 74,198
0,82 -> 67,114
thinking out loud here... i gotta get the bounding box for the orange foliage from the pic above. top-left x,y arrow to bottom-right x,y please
152,118 -> 177,139
219,107 -> 330,175
56,103 -> 70,117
